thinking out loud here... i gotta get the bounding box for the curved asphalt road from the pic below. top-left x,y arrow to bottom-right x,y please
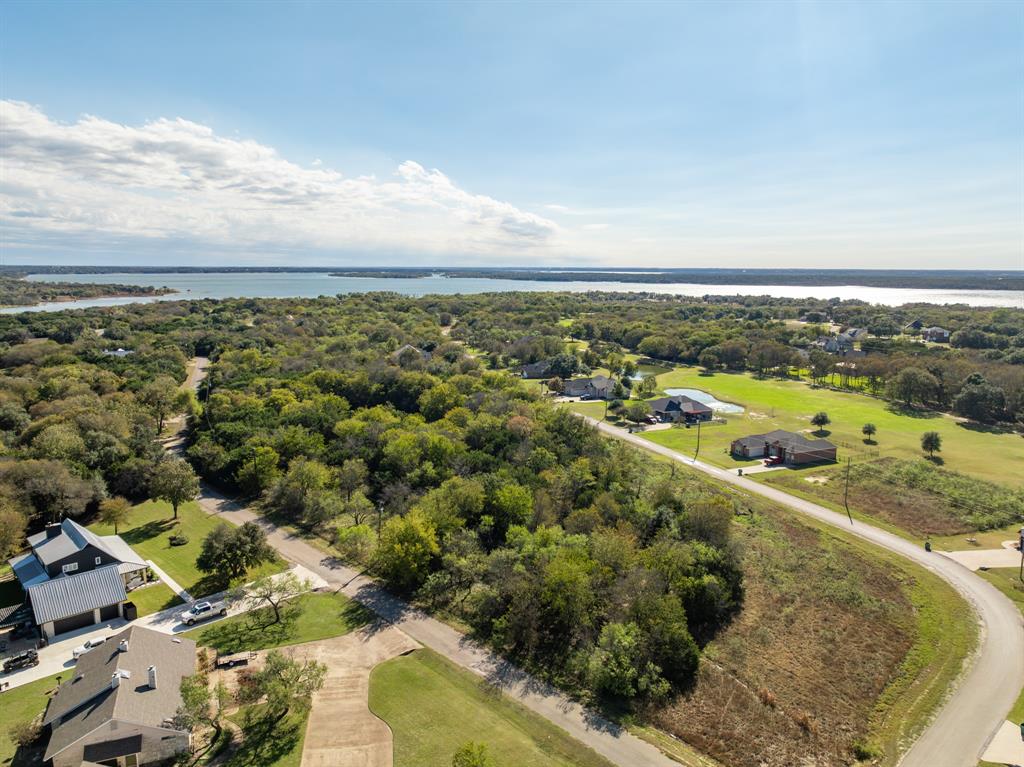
585,416 -> 1024,767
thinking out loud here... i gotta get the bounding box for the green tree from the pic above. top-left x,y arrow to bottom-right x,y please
196,521 -> 274,582
623,401 -> 650,425
921,431 -> 942,457
418,382 -> 464,421
150,458 -> 200,520
232,571 -> 308,624
889,367 -> 938,408
862,423 -> 877,442
452,742 -> 494,767
373,510 -> 439,591
810,412 -> 830,433
635,374 -> 658,398
697,348 -> 719,372
953,375 -> 1006,423
0,503 -> 27,559
98,496 -> 132,534
237,650 -> 326,724
140,375 -> 179,431
235,445 -> 282,497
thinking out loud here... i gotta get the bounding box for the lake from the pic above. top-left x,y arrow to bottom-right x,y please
3,272 -> 1022,313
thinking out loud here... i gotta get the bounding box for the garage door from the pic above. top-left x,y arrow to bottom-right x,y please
99,604 -> 120,621
53,610 -> 95,636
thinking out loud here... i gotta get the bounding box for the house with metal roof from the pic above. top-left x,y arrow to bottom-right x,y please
731,429 -> 837,465
44,625 -> 196,767
8,519 -> 148,638
921,326 -> 951,343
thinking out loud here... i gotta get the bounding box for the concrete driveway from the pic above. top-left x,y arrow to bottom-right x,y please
279,625 -> 419,767
940,541 -> 1023,571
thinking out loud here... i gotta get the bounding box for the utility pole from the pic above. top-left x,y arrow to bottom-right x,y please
843,457 -> 853,525
1019,527 -> 1023,582
377,502 -> 383,543
693,418 -> 702,463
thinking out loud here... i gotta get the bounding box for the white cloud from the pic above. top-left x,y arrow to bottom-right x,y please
0,100 -> 558,260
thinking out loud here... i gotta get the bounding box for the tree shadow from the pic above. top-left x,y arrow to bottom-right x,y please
197,610 -> 298,654
956,421 -> 1019,436
813,429 -> 832,438
118,517 -> 177,545
924,455 -> 945,466
885,403 -> 941,420
862,438 -> 877,445
231,709 -> 302,766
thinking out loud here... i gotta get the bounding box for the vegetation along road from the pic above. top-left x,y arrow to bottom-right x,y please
581,415 -> 1024,767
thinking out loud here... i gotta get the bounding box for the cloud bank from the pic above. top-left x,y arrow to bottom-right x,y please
0,100 -> 558,262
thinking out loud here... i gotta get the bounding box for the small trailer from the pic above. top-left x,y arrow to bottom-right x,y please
215,650 -> 256,669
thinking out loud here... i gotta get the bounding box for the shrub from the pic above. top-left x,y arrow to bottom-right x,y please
169,533 -> 189,546
8,718 -> 42,748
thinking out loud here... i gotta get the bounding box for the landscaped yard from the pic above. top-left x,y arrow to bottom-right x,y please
186,591 -> 374,653
127,581 -> 182,617
88,499 -> 286,598
568,366 -> 1024,486
369,649 -> 615,767
0,672 -> 63,766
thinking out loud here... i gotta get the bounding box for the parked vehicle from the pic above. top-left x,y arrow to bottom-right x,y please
3,649 -> 39,673
180,600 -> 228,626
72,636 -> 107,659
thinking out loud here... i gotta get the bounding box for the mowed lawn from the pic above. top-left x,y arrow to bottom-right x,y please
0,673 -> 64,766
89,499 -> 285,598
225,703 -> 308,767
369,649 -> 615,767
186,591 -> 374,653
571,367 -> 1024,486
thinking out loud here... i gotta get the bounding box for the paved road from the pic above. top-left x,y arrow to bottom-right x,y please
583,416 -> 1024,767
194,483 -> 677,767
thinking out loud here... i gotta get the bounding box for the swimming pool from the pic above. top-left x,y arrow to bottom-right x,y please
663,388 -> 745,414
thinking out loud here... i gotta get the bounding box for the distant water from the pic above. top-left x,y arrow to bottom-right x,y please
2,272 -> 1021,313
663,388 -> 746,414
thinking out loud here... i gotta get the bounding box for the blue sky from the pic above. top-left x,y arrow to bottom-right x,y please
1,1 -> 1021,268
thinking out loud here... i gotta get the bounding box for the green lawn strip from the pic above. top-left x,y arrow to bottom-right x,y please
977,568 -> 1024,733
88,499 -> 286,598
127,581 -> 183,617
865,560 -> 976,765
185,591 -> 374,653
933,523 -> 1024,552
0,673 -> 64,765
369,648 -> 616,767
627,726 -> 726,767
641,367 -> 1024,487
224,703 -> 307,767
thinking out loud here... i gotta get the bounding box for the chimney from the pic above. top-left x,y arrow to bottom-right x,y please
111,672 -> 121,689
148,665 -> 157,690
45,523 -> 62,539
118,640 -> 129,653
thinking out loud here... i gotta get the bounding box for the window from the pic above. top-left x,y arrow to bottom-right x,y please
62,562 -> 78,573
95,556 -> 102,565
124,755 -> 139,767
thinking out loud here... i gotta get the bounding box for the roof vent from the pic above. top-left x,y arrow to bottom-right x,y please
110,672 -> 120,689
147,665 -> 157,690
118,640 -> 129,653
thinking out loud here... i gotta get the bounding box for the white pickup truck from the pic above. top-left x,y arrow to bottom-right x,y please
179,599 -> 228,626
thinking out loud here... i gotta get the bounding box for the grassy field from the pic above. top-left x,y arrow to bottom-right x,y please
127,581 -> 182,616
762,459 -> 1024,538
88,499 -> 286,597
224,703 -> 307,767
369,649 -> 615,767
0,673 -> 64,766
645,493 -> 975,767
578,366 -> 1024,486
186,591 -> 374,653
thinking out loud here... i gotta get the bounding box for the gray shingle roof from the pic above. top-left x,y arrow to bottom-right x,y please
44,626 -> 196,760
733,429 -> 836,454
27,565 -> 126,625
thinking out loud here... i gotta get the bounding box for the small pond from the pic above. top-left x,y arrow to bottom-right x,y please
663,388 -> 745,414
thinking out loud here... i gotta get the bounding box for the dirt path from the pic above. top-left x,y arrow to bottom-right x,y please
293,626 -> 420,767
